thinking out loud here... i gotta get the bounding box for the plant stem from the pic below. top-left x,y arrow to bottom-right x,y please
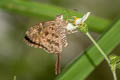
86,32 -> 110,63
13,75 -> 16,80
55,53 -> 61,75
113,65 -> 117,80
86,32 -> 117,80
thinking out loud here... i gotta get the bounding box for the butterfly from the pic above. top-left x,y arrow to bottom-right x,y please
24,15 -> 71,75
24,12 -> 90,75
24,15 -> 70,54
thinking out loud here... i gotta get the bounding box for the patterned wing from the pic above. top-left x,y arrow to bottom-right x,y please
24,15 -> 68,54
24,23 -> 44,48
39,20 -> 68,54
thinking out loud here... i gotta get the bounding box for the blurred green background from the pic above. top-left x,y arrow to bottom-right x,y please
0,0 -> 120,80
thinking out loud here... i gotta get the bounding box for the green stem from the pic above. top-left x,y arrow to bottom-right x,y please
13,75 -> 16,80
86,32 -> 110,63
86,32 -> 117,80
113,65 -> 117,80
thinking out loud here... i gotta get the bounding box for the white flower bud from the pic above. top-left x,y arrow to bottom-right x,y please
66,12 -> 90,31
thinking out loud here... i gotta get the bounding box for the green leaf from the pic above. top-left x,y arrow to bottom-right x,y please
56,19 -> 120,80
109,55 -> 120,70
117,62 -> 120,69
0,0 -> 110,33
109,55 -> 119,64
0,0 -> 118,79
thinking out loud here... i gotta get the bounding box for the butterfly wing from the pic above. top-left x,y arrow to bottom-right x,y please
39,21 -> 63,54
24,23 -> 43,48
24,15 -> 68,54
24,21 -> 67,54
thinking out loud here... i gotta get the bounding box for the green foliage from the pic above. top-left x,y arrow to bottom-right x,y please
56,19 -> 120,80
77,23 -> 88,33
0,0 -> 120,80
109,55 -> 120,70
0,0 -> 110,33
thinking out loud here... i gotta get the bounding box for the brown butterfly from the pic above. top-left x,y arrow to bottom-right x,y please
24,15 -> 70,75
